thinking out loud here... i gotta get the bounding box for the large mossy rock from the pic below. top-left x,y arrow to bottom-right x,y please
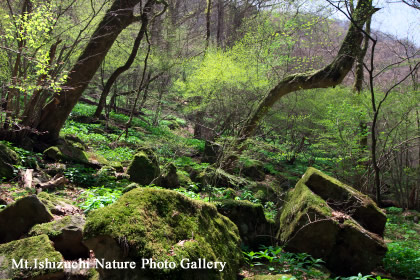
302,167 -> 387,235
0,234 -> 64,280
215,199 -> 276,249
126,149 -> 160,185
0,142 -> 19,180
0,195 -> 53,244
44,138 -> 89,164
191,167 -> 248,189
158,163 -> 180,189
241,160 -> 265,182
29,215 -> 89,260
83,188 -> 242,280
37,192 -> 80,216
202,141 -> 221,164
277,168 -> 387,276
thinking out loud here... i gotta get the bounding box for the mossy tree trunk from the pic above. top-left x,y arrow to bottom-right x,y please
36,0 -> 159,141
238,0 -> 377,142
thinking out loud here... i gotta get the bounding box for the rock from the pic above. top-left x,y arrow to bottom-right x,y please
158,163 -> 180,188
215,199 -> 276,249
248,183 -> 278,204
110,161 -> 124,172
0,142 -> 19,180
0,195 -> 53,243
242,160 -> 265,181
87,151 -> 110,167
193,167 -> 248,189
64,134 -> 88,150
0,235 -> 64,280
202,141 -> 221,164
44,138 -> 89,164
29,215 -> 89,260
303,167 -> 387,236
177,170 -> 193,187
84,188 -> 242,280
122,183 -> 140,194
276,168 -> 387,276
126,149 -> 160,185
37,192 -> 80,216
97,165 -> 116,179
44,163 -> 67,177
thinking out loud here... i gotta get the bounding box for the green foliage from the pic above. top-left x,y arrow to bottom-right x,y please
243,246 -> 325,279
383,207 -> 420,279
3,142 -> 41,169
1,2 -> 67,93
78,186 -> 123,214
63,164 -> 96,187
335,274 -> 390,280
383,242 -> 420,279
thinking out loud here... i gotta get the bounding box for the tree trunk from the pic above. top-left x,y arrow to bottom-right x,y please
93,0 -> 157,118
205,0 -> 212,51
36,0 -> 154,141
216,0 -> 224,47
238,0 -> 377,141
353,16 -> 371,92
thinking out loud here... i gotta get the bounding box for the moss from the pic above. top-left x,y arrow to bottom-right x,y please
84,188 -> 242,279
177,170 -> 193,187
0,142 -> 19,179
223,188 -> 236,199
87,152 -> 109,166
109,161 -> 123,172
44,142 -> 89,164
29,215 -> 83,238
215,199 -> 261,210
0,235 -> 63,279
302,167 -> 386,235
215,199 -> 274,249
277,179 -> 333,243
126,151 -> 160,185
37,192 -> 73,215
122,183 -> 140,193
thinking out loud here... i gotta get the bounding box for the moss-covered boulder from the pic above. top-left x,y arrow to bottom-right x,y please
177,170 -> 193,187
242,160 -> 265,181
126,149 -> 160,185
29,215 -> 89,260
110,161 -> 124,172
0,142 -> 19,180
215,199 -> 276,249
83,188 -> 242,280
202,141 -> 221,164
302,167 -> 387,235
0,195 -> 53,244
0,234 -> 64,280
158,163 -> 180,188
193,167 -> 248,189
44,138 -> 89,164
277,168 -> 387,276
37,192 -> 80,216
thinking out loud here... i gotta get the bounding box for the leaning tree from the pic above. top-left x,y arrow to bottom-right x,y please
1,0 -> 166,143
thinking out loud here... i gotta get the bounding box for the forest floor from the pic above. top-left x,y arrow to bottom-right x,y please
0,102 -> 419,280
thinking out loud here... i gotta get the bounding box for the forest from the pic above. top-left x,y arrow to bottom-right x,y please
0,0 -> 418,279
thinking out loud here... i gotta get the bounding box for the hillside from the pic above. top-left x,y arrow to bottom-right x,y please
0,0 -> 419,279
